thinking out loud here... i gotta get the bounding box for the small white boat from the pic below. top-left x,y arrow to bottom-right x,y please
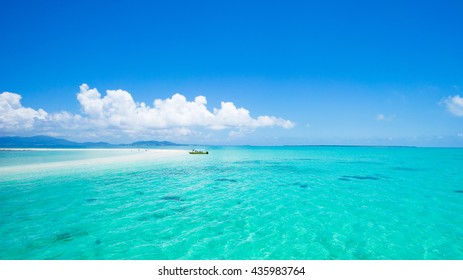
189,149 -> 208,154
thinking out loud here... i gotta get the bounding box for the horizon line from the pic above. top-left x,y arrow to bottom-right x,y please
2,135 -> 463,149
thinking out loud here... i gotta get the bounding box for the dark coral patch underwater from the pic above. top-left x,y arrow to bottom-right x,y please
161,196 -> 183,201
292,182 -> 309,188
55,230 -> 88,242
215,178 -> 238,183
339,175 -> 381,181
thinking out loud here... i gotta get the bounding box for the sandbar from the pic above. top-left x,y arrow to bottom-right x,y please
0,149 -> 187,175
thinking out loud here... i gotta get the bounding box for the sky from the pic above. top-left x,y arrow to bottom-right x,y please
1,0 -> 463,146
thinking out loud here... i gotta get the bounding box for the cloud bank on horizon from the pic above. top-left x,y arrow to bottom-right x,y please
0,84 -> 294,141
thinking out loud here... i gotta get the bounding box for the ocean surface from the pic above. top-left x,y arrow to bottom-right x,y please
1,146 -> 462,259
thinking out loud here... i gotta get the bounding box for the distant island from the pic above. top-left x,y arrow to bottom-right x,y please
0,136 -> 186,148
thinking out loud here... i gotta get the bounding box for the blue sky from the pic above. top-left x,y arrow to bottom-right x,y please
1,0 -> 462,146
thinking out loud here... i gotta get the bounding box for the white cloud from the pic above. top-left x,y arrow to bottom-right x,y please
376,114 -> 386,121
0,92 -> 48,131
76,84 -> 294,131
0,84 -> 294,141
444,95 -> 463,116
376,113 -> 395,122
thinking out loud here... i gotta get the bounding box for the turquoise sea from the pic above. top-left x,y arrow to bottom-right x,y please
1,146 -> 462,259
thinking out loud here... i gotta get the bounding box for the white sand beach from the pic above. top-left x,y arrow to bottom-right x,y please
0,148 -> 183,151
0,149 -> 187,175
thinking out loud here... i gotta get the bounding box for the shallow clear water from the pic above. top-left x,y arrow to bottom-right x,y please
1,146 -> 462,259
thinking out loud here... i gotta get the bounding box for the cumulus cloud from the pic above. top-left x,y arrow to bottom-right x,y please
0,92 -> 48,131
76,84 -> 294,131
444,95 -> 463,116
0,84 -> 294,140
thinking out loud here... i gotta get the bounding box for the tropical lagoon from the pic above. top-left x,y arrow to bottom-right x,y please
1,146 -> 462,259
